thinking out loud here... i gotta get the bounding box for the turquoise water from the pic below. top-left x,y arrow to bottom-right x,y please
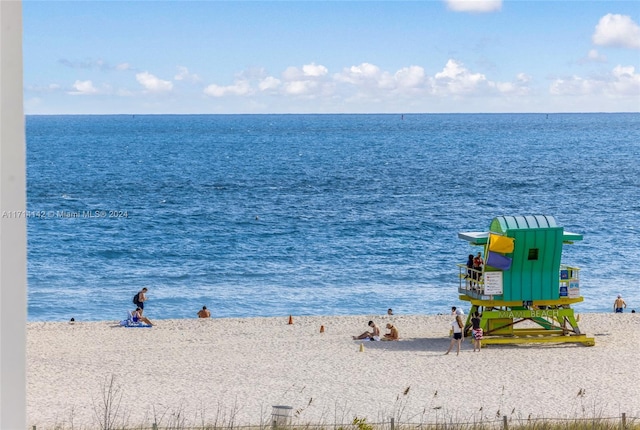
26,113 -> 640,321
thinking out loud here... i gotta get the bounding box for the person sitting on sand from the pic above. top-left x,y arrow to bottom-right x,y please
132,307 -> 153,326
197,306 -> 211,318
614,295 -> 627,313
353,320 -> 380,341
383,323 -> 399,341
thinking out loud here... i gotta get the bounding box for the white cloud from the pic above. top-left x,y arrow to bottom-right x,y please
549,76 -> 596,96
259,76 -> 281,91
174,66 -> 201,83
302,63 -> 328,77
203,80 -> 252,97
586,49 -> 607,63
59,58 -> 134,72
433,59 -> 488,94
135,72 -> 173,92
282,63 -> 328,80
394,66 -> 425,88
68,80 -> 99,95
550,65 -> 640,97
592,14 -> 640,49
610,65 -> 640,95
334,63 -> 383,85
283,80 -> 319,96
334,63 -> 425,92
26,83 -> 62,93
263,60 -> 525,102
445,0 -> 502,13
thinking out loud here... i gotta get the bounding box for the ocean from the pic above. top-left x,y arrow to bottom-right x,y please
25,113 -> 640,322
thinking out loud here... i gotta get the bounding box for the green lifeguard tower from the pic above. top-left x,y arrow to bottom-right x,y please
457,215 -> 594,346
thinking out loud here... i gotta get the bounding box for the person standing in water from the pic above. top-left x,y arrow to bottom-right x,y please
613,294 -> 627,313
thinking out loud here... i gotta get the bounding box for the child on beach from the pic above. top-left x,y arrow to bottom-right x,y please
445,315 -> 464,356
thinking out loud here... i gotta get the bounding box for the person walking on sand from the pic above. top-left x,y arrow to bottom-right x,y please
353,320 -> 381,341
614,294 -> 627,313
383,323 -> 399,341
134,287 -> 148,313
445,314 -> 464,356
197,306 -> 211,318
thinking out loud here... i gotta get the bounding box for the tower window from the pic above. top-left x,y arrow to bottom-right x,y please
528,248 -> 539,260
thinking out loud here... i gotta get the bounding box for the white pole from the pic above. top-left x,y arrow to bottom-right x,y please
0,0 -> 27,429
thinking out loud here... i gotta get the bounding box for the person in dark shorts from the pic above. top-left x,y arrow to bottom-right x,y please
135,288 -> 148,312
445,314 -> 464,356
613,294 -> 626,313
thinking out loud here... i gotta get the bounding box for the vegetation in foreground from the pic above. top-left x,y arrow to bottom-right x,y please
32,375 -> 639,430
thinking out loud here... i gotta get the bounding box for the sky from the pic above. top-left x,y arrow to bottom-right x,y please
22,0 -> 640,114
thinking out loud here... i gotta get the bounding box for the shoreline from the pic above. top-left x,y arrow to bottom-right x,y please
28,313 -> 640,429
26,306 -> 639,324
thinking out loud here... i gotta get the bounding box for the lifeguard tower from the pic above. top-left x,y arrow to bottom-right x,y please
457,215 -> 594,346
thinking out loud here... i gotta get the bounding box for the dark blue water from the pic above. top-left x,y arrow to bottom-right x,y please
25,113 -> 640,321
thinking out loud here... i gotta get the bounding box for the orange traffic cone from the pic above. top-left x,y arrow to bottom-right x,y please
288,315 -> 293,325
320,325 -> 325,333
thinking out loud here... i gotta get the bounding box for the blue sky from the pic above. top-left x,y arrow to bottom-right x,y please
23,1 -> 640,114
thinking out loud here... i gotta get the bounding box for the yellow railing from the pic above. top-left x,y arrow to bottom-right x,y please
457,263 -> 483,294
457,264 -> 581,298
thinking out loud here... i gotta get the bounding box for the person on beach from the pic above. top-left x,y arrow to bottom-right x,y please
473,252 -> 484,285
466,254 -> 474,285
471,311 -> 483,352
197,306 -> 211,318
387,308 -> 394,316
451,307 -> 464,316
135,288 -> 148,312
613,294 -> 627,313
383,323 -> 399,341
131,307 -> 153,326
445,315 -> 464,356
353,320 -> 380,341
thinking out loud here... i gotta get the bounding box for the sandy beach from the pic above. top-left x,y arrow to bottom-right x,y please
27,313 -> 640,429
